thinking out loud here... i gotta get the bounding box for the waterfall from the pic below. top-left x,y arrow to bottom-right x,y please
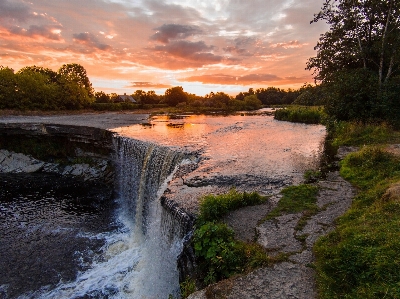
35,136 -> 194,299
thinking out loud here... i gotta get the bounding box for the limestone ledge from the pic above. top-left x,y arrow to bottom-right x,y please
0,149 -> 113,182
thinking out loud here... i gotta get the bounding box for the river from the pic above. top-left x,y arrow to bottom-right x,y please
0,112 -> 326,299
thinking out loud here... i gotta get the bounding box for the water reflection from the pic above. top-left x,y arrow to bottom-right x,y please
112,113 -> 326,183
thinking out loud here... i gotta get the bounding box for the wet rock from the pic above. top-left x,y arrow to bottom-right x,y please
0,150 -> 44,173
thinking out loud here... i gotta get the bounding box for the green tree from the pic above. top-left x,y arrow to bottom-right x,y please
164,86 -> 188,106
308,0 -> 400,123
95,91 -> 111,103
0,66 -> 17,109
256,87 -> 287,105
142,90 -> 160,105
15,69 -> 60,110
58,63 -> 94,97
307,0 -> 400,86
57,75 -> 92,109
18,65 -> 58,83
244,94 -> 262,110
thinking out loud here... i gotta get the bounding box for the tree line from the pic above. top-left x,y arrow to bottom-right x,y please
0,64 -> 94,110
0,63 -> 322,112
307,0 -> 400,126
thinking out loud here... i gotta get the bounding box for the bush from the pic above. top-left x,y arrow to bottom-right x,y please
192,189 -> 270,286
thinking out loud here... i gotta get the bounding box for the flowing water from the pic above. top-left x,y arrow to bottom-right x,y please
0,112 -> 326,299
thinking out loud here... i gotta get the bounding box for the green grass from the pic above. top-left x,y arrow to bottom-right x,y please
197,188 -> 268,224
191,189 -> 270,287
264,184 -> 319,220
274,105 -> 327,124
314,146 -> 400,299
330,121 -> 400,146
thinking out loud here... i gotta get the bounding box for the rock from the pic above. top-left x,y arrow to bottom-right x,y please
0,149 -> 112,182
0,150 -> 44,173
257,213 -> 303,254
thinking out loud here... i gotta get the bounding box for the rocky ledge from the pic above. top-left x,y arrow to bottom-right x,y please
188,149 -> 357,299
0,149 -> 113,183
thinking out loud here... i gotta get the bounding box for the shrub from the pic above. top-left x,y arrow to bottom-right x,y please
192,189 -> 269,286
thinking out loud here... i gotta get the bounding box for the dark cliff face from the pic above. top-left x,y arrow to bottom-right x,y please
0,123 -> 114,160
0,123 -> 116,185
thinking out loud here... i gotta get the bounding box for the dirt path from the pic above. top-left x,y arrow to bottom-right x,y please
188,169 -> 356,299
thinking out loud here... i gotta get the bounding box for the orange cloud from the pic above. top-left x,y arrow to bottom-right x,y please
129,82 -> 172,89
185,73 -> 281,85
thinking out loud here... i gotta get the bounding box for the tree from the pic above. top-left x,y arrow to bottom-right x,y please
244,95 -> 262,110
58,63 -> 94,97
0,66 -> 17,109
15,69 -> 60,110
307,0 -> 400,87
95,91 -> 111,103
164,86 -> 188,106
256,87 -> 287,105
308,0 -> 400,123
18,65 -> 58,83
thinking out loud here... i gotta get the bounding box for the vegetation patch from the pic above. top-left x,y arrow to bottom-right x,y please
314,146 -> 400,299
274,105 -> 327,124
330,121 -> 400,147
197,188 -> 267,224
186,189 -> 270,295
263,184 -> 319,221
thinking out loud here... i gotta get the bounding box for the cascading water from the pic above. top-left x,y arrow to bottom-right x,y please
34,136 -> 193,299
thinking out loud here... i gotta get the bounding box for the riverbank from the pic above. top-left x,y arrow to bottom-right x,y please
187,120 -> 400,299
187,147 -> 357,299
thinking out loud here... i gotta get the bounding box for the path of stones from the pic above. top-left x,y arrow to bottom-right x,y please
188,168 -> 356,299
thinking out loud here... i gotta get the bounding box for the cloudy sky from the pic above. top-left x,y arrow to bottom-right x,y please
0,0 -> 328,96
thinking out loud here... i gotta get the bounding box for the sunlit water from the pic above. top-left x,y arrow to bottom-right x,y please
0,112 -> 326,299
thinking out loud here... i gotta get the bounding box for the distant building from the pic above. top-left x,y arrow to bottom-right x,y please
115,93 -> 136,103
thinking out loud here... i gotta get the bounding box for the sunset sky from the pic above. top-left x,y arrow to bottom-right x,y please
0,0 -> 328,96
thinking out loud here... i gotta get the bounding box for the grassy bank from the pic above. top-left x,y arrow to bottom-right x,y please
313,122 -> 400,298
274,105 -> 327,124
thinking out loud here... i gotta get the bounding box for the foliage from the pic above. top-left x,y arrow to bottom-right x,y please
304,169 -> 322,183
0,66 -> 17,109
193,222 -> 244,284
329,121 -> 400,146
165,86 -> 188,106
243,94 -> 262,110
274,105 -> 327,124
308,0 -> 400,124
264,184 -> 319,220
58,63 -> 94,97
307,0 -> 400,85
323,69 -> 383,122
0,63 -> 95,110
193,189 -> 269,286
197,188 -> 268,224
292,84 -> 325,106
180,277 -> 197,299
314,146 -> 400,299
